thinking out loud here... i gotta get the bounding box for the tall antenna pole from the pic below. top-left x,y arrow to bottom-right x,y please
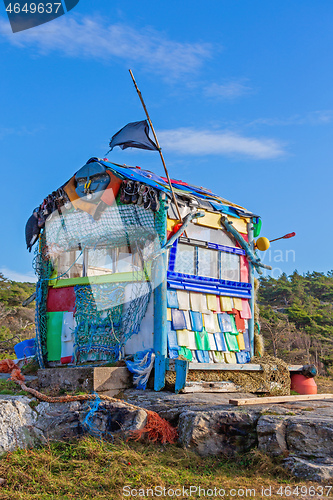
129,69 -> 186,234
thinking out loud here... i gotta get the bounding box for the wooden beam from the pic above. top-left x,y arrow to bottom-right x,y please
51,270 -> 150,288
182,381 -> 240,393
229,394 -> 333,406
167,362 -> 304,372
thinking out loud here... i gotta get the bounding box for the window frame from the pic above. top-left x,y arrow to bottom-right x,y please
170,236 -> 244,283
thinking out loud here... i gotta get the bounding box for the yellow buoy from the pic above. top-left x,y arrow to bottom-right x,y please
256,237 -> 270,251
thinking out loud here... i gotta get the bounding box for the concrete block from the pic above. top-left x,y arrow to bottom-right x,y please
93,367 -> 132,392
38,367 -> 93,391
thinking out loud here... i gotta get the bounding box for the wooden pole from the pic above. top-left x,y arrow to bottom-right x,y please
128,69 -> 186,233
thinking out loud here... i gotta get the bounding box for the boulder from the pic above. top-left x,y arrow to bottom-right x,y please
178,409 -> 259,457
286,417 -> 333,459
0,396 -> 147,454
284,457 -> 333,482
0,396 -> 42,453
257,415 -> 288,457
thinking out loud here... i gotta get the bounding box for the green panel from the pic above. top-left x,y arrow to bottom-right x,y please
194,328 -> 210,350
253,218 -> 262,238
224,332 -> 240,352
179,347 -> 193,361
46,311 -> 65,361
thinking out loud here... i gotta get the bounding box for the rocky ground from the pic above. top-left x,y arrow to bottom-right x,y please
0,388 -> 332,482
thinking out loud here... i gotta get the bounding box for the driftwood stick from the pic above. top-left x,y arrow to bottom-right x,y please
129,69 -> 187,236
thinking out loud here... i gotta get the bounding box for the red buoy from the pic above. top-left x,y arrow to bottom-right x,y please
291,374 -> 317,395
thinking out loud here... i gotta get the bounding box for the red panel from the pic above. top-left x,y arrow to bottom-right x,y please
47,287 -> 76,312
233,309 -> 246,332
240,255 -> 249,283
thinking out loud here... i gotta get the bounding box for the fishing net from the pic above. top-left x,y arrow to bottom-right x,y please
33,195 -> 167,367
34,232 -> 52,368
44,203 -> 157,258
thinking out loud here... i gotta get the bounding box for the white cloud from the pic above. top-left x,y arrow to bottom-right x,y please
0,268 -> 37,283
158,128 -> 285,159
204,80 -> 252,99
249,110 -> 333,127
0,125 -> 41,140
0,15 -> 212,77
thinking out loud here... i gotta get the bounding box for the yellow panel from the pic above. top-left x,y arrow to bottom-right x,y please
227,216 -> 248,234
167,308 -> 172,321
233,298 -> 243,311
176,330 -> 190,347
213,351 -> 225,363
237,333 -> 246,351
207,294 -> 218,311
195,211 -> 221,230
190,292 -> 205,312
177,290 -> 190,310
220,296 -> 233,312
224,352 -> 237,363
167,218 -> 179,232
213,314 -> 220,332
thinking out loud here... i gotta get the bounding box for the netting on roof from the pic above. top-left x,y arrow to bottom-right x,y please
44,203 -> 157,259
33,196 -> 167,367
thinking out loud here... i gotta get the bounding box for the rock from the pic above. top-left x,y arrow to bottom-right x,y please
178,409 -> 260,457
286,417 -> 333,459
0,478 -> 6,486
34,401 -> 82,441
257,415 -> 288,457
0,396 -> 147,455
284,457 -> 333,482
78,401 -> 147,437
0,396 -> 42,453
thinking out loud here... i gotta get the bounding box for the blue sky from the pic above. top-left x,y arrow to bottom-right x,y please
0,0 -> 332,282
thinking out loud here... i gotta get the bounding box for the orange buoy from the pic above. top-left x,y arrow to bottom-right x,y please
291,374 -> 317,395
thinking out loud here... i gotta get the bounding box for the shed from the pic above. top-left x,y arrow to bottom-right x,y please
26,157 -> 270,392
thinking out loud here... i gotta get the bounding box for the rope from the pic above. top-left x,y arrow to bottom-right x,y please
0,359 -> 178,444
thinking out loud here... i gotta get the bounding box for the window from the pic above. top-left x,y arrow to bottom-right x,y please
197,247 -> 218,278
174,243 -> 195,275
171,241 -> 241,282
221,252 -> 240,282
57,249 -> 83,279
55,244 -> 146,280
86,248 -> 115,277
186,223 -> 236,247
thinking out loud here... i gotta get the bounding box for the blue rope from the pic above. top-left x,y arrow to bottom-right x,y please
82,393 -> 114,442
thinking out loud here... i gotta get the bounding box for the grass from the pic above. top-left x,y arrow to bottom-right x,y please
0,437 -> 323,500
316,375 -> 333,394
0,379 -> 29,396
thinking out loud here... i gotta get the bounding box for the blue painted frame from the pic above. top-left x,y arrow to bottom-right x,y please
166,238 -> 251,299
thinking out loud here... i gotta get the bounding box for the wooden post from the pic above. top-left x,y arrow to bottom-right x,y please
247,219 -> 255,357
153,194 -> 168,391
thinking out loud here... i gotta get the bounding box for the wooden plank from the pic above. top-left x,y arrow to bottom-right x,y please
51,270 -> 150,288
154,355 -> 166,392
188,363 -> 262,371
229,394 -> 333,406
175,359 -> 189,394
168,361 -> 304,372
182,381 -> 240,393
